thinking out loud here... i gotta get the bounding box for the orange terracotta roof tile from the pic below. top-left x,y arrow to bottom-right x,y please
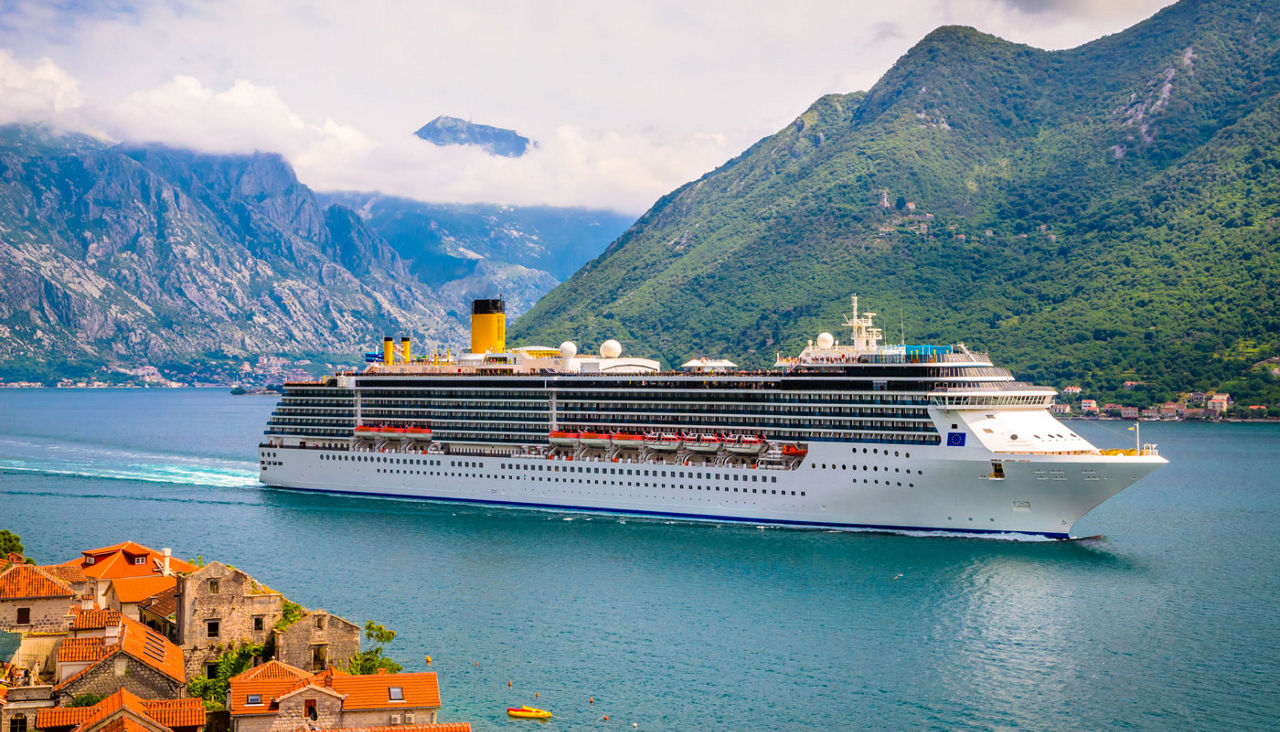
37,707 -> 95,729
90,716 -> 155,732
71,608 -> 122,631
117,617 -> 184,683
324,725 -> 471,732
0,564 -> 75,600
0,685 -> 8,704
111,576 -> 178,604
77,543 -> 195,581
329,672 -> 440,711
137,588 -> 177,620
138,699 -> 206,728
36,691 -> 202,731
41,562 -> 87,585
58,637 -> 112,664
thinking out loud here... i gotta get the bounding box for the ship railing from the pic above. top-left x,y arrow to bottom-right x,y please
1098,444 -> 1160,457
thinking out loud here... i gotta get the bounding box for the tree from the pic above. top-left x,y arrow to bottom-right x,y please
68,693 -> 106,708
344,621 -> 402,675
187,643 -> 264,710
0,530 -> 23,557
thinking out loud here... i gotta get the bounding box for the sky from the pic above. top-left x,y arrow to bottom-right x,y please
0,0 -> 1175,213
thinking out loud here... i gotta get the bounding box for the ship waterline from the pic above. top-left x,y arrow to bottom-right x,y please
259,296 -> 1166,538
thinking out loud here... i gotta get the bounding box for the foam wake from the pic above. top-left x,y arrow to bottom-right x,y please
0,436 -> 258,488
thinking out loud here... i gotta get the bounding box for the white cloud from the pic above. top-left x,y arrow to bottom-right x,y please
0,50 -> 84,125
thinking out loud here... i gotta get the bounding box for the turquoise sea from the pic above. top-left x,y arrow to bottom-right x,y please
2,388 -> 1278,729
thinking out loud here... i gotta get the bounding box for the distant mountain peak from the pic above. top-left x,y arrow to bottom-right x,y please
413,115 -> 534,157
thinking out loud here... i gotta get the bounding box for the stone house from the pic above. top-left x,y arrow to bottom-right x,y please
34,688 -> 205,732
52,617 -> 185,705
0,565 -> 74,634
272,611 -> 360,672
175,563 -> 283,680
1,685 -> 55,732
227,663 -> 442,732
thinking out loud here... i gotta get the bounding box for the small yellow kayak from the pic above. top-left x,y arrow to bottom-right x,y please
507,705 -> 553,720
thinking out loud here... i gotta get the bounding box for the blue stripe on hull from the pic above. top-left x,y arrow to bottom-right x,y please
261,481 -> 1072,540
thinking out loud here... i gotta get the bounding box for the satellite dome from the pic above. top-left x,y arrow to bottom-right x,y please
559,341 -> 578,359
600,339 -> 622,358
816,332 -> 835,349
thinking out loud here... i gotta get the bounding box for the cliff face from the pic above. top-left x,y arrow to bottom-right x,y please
0,126 -> 460,376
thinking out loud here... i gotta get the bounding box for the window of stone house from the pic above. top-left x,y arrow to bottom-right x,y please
246,694 -> 262,706
207,620 -> 220,638
209,579 -> 220,594
133,556 -> 145,565
312,645 -> 327,669
253,616 -> 264,631
10,712 -> 27,732
315,615 -> 325,629
205,664 -> 218,679
16,607 -> 30,625
305,700 -> 317,720
388,687 -> 404,701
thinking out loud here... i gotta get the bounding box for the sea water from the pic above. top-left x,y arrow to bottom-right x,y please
2,388 -> 1278,729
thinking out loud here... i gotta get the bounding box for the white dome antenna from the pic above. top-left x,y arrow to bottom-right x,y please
600,339 -> 622,358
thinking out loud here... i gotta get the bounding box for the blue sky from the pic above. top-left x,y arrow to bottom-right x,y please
0,0 -> 1174,212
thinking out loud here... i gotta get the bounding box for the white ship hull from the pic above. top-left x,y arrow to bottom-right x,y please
259,423 -> 1162,539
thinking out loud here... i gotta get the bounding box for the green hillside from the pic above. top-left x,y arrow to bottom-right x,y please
512,0 -> 1280,406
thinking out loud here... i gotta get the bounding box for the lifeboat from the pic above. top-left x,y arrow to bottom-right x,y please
507,706 -> 552,720
549,430 -> 579,447
611,432 -> 644,449
724,434 -> 766,455
353,425 -> 378,435
684,433 -> 723,453
644,432 -> 683,451
579,431 -> 612,449
405,427 -> 432,440
781,444 -> 808,457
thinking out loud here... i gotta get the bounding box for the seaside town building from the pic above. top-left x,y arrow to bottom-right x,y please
34,688 -> 205,732
273,612 -> 361,673
0,565 -> 74,634
174,563 -> 283,680
52,616 -> 185,704
1080,399 -> 1099,415
227,662 -> 449,732
49,543 -> 194,611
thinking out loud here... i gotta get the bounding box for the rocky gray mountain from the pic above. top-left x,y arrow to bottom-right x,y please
413,115 -> 534,157
0,125 -> 461,381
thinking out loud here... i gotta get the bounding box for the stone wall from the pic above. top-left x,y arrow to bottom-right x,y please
271,611 -> 360,672
54,653 -> 185,704
176,563 -> 282,679
0,597 -> 72,634
338,708 -> 438,727
230,689 -> 343,732
0,684 -> 53,732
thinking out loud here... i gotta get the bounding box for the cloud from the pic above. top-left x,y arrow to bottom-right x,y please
0,50 -> 83,125
104,75 -> 374,160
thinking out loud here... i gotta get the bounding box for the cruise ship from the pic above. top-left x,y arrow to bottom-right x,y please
258,297 -> 1165,538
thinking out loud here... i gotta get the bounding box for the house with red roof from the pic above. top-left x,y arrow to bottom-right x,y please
175,562 -> 285,680
228,662 -> 452,732
63,543 -> 194,611
0,564 -> 75,633
52,616 -> 185,705
34,688 -> 205,732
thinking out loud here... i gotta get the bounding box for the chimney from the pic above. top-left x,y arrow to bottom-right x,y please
162,548 -> 171,576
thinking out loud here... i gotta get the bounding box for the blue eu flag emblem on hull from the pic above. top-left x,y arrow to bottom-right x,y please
947,432 -> 966,447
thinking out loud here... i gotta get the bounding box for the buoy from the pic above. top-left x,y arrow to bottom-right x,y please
589,697 -> 594,704
603,715 -> 609,721
535,692 -> 539,698
475,661 -> 479,667
508,681 -> 512,687
424,655 -> 431,665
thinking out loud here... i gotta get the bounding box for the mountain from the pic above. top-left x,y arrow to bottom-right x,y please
0,125 -> 461,381
512,0 -> 1280,406
413,116 -> 534,157
317,192 -> 633,317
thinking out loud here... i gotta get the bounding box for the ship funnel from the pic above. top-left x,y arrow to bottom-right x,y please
470,298 -> 506,354
383,336 -> 394,364
400,337 -> 411,363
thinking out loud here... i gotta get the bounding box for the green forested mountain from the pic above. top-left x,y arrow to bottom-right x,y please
512,0 -> 1280,406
